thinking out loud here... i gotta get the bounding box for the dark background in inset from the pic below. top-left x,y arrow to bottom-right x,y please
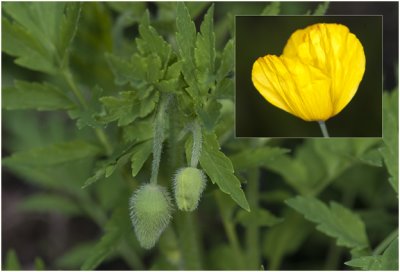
236,14 -> 385,137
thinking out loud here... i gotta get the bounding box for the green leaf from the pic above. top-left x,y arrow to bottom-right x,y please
3,3 -> 81,73
194,4 -> 215,92
18,194 -> 82,216
380,90 -> 398,193
122,120 -> 153,144
106,53 -> 162,87
136,11 -> 171,64
236,208 -> 282,227
230,147 -> 289,171
2,17 -> 56,74
3,81 -> 75,111
260,2 -> 280,15
4,249 -> 21,270
217,39 -> 234,82
58,3 -> 81,65
358,147 -> 383,167
3,3 -> 64,47
83,143 -> 136,188
176,3 -> 196,66
263,210 -> 311,270
81,205 -> 132,270
286,196 -> 369,250
3,152 -> 95,193
215,78 -> 234,100
81,229 -> 120,270
186,2 -> 211,19
68,85 -> 105,129
55,242 -> 97,269
199,132 -> 250,211
312,2 -> 330,15
131,140 -> 153,177
176,2 -> 199,98
34,257 -> 45,270
209,244 -> 242,270
100,90 -> 159,126
345,238 -> 398,270
197,99 -> 222,131
265,138 -> 380,195
3,140 -> 100,167
155,61 -> 182,94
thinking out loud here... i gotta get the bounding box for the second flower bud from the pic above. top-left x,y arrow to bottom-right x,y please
173,167 -> 207,212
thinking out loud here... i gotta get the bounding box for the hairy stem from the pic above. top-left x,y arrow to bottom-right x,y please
150,95 -> 171,184
190,120 -> 202,168
318,121 -> 330,138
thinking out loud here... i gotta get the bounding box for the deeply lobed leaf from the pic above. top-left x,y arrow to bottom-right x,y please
286,196 -> 369,250
198,132 -> 250,211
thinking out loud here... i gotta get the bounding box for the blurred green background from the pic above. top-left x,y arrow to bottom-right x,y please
236,15 -> 382,137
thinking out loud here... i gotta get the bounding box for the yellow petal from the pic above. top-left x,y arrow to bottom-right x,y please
283,23 -> 366,116
252,55 -> 332,121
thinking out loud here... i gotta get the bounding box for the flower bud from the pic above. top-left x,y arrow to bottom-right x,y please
174,167 -> 207,212
129,184 -> 172,249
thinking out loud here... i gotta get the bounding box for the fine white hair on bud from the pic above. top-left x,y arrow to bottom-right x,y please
129,183 -> 172,249
173,167 -> 207,212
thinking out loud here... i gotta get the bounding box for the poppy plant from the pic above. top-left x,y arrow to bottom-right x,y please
251,23 -> 366,137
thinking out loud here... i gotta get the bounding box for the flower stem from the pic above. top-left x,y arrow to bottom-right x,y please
318,121 -> 330,138
190,120 -> 202,168
150,95 -> 171,184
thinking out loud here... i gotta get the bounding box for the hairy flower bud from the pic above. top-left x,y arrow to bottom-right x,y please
129,184 -> 172,249
174,167 -> 207,212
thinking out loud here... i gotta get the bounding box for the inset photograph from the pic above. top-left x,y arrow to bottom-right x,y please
236,16 -> 382,137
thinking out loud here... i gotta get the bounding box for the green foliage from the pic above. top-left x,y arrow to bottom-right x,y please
346,238 -> 398,270
312,2 -> 330,15
263,210 -> 311,270
4,249 -> 21,270
2,2 -> 397,270
55,242 -> 97,269
380,90 -> 398,193
34,257 -> 46,270
3,81 -> 74,111
261,2 -> 281,15
83,141 -> 150,188
100,91 -> 159,126
2,2 -> 81,73
265,138 -> 380,195
199,132 -> 250,211
286,196 -> 369,250
195,5 -> 216,89
230,146 -> 289,171
18,194 -> 82,216
236,208 -> 282,227
3,140 -> 100,167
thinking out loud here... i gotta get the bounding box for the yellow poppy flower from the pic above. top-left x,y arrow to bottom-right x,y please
252,23 -> 366,122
